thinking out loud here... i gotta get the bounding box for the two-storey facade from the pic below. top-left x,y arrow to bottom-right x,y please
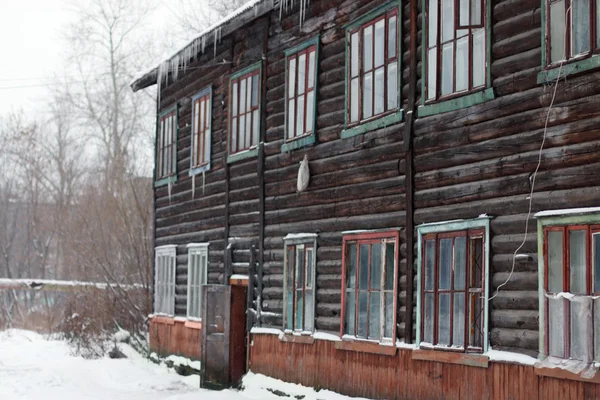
132,0 -> 600,397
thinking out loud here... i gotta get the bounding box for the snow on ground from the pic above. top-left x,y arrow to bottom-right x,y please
0,329 -> 368,400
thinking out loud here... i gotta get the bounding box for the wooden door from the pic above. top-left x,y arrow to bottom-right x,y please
201,285 -> 231,389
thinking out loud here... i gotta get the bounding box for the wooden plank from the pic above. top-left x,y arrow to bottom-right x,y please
334,340 -> 398,356
412,349 -> 489,368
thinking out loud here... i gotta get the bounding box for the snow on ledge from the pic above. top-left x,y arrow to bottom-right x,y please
284,233 -> 317,240
484,349 -> 538,366
535,207 -> 600,218
250,327 -> 283,336
230,274 -> 249,280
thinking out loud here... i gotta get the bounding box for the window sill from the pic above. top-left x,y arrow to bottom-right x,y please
227,147 -> 259,164
281,134 -> 316,153
535,357 -> 600,384
189,163 -> 211,176
537,56 -> 600,84
418,88 -> 495,117
412,348 -> 489,368
229,275 -> 249,286
151,316 -> 175,325
154,175 -> 177,188
334,339 -> 397,356
184,320 -> 203,330
279,334 -> 315,344
341,110 -> 403,140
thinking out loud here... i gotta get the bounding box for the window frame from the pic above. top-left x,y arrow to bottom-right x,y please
537,210 -> 600,362
154,245 -> 177,316
341,2 -> 403,140
282,36 -> 320,153
283,233 -> 318,334
186,243 -> 209,321
340,230 -> 400,344
227,62 -> 263,163
419,0 -> 495,117
416,217 -> 491,353
155,105 -> 178,187
190,87 -> 212,176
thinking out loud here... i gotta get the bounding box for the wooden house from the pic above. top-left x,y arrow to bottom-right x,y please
132,0 -> 600,397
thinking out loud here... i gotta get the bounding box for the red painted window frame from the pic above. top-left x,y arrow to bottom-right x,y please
545,0 -> 600,67
157,111 -> 176,180
340,231 -> 399,342
420,228 -> 485,353
229,69 -> 260,155
192,94 -> 210,168
347,7 -> 399,127
285,243 -> 315,332
286,45 -> 317,141
543,224 -> 600,359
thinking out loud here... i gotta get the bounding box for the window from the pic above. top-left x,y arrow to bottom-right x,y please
229,63 -> 261,156
187,244 -> 208,320
424,0 -> 486,102
190,89 -> 212,174
283,234 -> 317,333
155,245 -> 176,315
157,107 -> 177,181
341,231 -> 398,342
347,7 -> 399,125
546,0 -> 600,66
284,37 -> 319,148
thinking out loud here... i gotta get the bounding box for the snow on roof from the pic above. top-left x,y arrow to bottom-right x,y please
534,207 -> 600,218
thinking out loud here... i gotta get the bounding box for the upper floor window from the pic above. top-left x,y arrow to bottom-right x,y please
155,245 -> 176,316
187,243 -> 208,320
546,0 -> 600,65
347,7 -> 399,125
341,231 -> 398,343
424,0 -> 486,102
190,89 -> 212,174
284,234 -> 317,333
229,63 -> 261,156
157,107 -> 177,180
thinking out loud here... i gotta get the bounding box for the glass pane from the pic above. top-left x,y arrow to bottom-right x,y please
425,240 -> 435,291
424,293 -> 434,344
363,25 -> 373,72
369,292 -> 381,339
306,247 -> 313,287
438,293 -> 451,345
308,50 -> 316,89
298,54 -> 306,95
427,48 -> 437,100
428,0 -> 438,47
442,0 -> 454,42
371,243 -> 382,289
239,78 -> 246,113
374,19 -> 385,68
548,230 -> 564,293
347,243 -> 356,288
385,242 -> 395,290
305,290 -> 314,331
296,290 -> 303,330
252,110 -> 259,146
287,246 -> 294,288
453,293 -> 465,347
363,71 -> 373,119
296,246 -> 304,288
439,238 -> 452,290
296,94 -> 305,136
231,117 -> 237,152
232,82 -> 238,116
459,0 -> 469,26
287,289 -> 293,330
388,16 -> 397,59
359,244 -> 369,289
350,78 -> 359,122
374,67 -> 385,115
571,299 -> 592,361
595,297 -> 600,361
597,0 -> 600,49
387,61 -> 398,110
239,114 -> 246,147
287,99 -> 295,139
594,234 -> 600,292
306,91 -> 314,133
454,237 -> 466,290
246,77 -> 252,112
572,0 -> 591,56
358,291 -> 368,337
470,0 -> 481,25
288,58 -> 296,98
472,28 -> 485,87
570,230 -> 587,294
468,292 -> 483,348
252,74 -> 259,107
548,297 -> 565,358
384,292 -> 394,338
550,0 -> 566,63
351,32 -> 359,77
441,43 -> 454,95
245,112 -> 252,148
456,36 -> 469,92
345,290 -> 355,335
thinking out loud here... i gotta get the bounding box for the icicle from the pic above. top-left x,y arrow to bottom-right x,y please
192,174 -> 196,199
214,29 -> 218,57
202,170 -> 206,195
168,180 -> 172,203
202,35 -> 206,54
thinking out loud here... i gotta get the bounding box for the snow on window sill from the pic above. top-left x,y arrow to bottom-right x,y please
412,348 -> 489,368
535,357 -> 600,383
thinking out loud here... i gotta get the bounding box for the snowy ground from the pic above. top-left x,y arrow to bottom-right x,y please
0,329 -> 367,400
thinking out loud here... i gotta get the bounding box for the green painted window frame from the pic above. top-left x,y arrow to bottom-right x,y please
418,0 -> 495,117
537,1 -> 600,84
536,209 -> 600,359
155,104 -> 179,188
415,217 -> 491,353
341,1 -> 403,139
282,36 -> 320,153
227,61 -> 263,164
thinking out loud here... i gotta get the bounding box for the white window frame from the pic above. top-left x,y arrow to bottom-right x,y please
187,243 -> 209,320
283,233 -> 317,334
155,245 -> 177,316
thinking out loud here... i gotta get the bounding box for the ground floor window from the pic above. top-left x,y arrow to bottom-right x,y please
155,245 -> 176,316
284,234 -> 317,333
187,243 -> 208,320
341,231 -> 399,342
